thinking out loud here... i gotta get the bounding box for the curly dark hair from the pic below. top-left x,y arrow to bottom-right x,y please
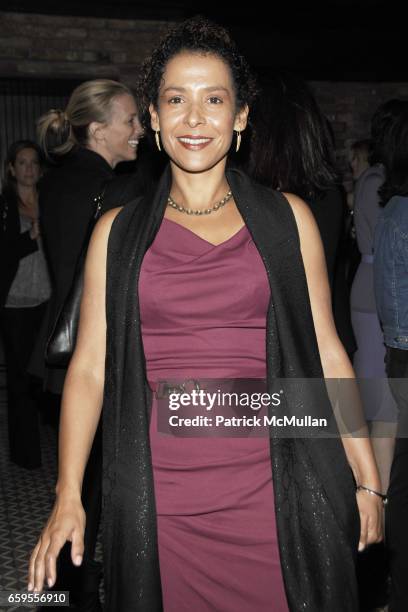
137,16 -> 258,128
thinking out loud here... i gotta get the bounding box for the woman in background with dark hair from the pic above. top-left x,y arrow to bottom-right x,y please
350,139 -> 372,183
348,100 -> 408,611
374,106 -> 408,612
247,83 -> 404,610
346,139 -> 373,289
246,73 -> 356,358
350,101 -> 408,496
0,140 -> 50,469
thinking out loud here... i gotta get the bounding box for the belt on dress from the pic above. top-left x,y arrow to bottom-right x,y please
149,378 -> 267,399
361,253 -> 374,264
150,379 -> 203,399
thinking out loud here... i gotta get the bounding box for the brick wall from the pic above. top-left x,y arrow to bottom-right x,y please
0,11 -> 174,87
313,81 -> 408,189
1,11 -> 408,187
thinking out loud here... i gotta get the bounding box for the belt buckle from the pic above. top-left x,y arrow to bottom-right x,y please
156,379 -> 203,399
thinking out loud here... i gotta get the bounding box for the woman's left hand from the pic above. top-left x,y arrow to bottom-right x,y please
356,489 -> 384,551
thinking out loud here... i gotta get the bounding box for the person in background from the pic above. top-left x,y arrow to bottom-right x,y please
33,79 -> 143,398
30,79 -> 143,612
348,100 -> 408,611
350,139 -> 372,182
246,73 -> 356,358
350,101 -> 408,494
345,140 -> 372,291
347,139 -> 372,241
0,140 -> 50,469
374,106 -> 408,612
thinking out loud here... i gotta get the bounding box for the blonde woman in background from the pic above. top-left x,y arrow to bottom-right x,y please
29,79 -> 143,612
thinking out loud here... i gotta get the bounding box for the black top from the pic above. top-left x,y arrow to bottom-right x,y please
30,147 -> 143,392
307,187 -> 356,355
307,188 -> 344,290
39,147 -> 114,318
0,192 -> 38,308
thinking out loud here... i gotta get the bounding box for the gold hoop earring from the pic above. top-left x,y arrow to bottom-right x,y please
155,130 -> 162,152
235,130 -> 241,153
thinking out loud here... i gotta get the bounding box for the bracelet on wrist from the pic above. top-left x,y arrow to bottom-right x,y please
356,484 -> 388,506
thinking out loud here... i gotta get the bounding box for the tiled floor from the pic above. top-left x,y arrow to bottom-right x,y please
0,361 -> 61,612
0,360 -> 391,612
0,363 -> 102,612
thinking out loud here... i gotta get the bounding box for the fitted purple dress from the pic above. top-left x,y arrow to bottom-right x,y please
139,218 -> 288,611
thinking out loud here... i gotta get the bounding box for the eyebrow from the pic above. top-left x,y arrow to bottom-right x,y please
162,86 -> 231,94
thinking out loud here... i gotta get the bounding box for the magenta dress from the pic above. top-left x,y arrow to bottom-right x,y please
139,218 -> 288,612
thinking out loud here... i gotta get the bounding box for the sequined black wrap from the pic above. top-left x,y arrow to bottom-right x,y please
102,166 -> 360,611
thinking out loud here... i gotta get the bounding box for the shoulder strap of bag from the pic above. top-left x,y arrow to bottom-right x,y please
92,186 -> 106,220
80,183 -> 108,253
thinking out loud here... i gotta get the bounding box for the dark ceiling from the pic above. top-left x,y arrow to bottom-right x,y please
0,1 -> 405,81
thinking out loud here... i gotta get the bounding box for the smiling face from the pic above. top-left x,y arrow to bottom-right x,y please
91,93 -> 143,168
149,52 -> 248,173
9,147 -> 41,188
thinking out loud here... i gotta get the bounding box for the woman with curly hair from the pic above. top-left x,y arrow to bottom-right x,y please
29,17 -> 382,611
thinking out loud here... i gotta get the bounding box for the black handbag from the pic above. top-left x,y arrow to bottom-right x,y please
45,189 -> 105,367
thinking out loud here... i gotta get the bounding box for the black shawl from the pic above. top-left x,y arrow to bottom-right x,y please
102,166 -> 360,612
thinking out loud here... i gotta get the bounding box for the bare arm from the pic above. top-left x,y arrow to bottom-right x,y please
28,206 -> 122,592
56,206 -> 120,499
284,192 -> 383,550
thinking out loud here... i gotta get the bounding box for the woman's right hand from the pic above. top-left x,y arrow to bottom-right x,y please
28,493 -> 86,592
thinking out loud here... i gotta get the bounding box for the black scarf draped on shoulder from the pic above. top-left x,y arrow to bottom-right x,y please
102,166 -> 360,612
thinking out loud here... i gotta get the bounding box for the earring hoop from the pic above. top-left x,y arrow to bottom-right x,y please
235,130 -> 241,153
155,130 -> 162,152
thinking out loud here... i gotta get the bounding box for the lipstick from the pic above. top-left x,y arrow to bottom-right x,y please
177,135 -> 213,150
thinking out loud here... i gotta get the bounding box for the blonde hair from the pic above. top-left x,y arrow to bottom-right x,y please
37,79 -> 132,157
